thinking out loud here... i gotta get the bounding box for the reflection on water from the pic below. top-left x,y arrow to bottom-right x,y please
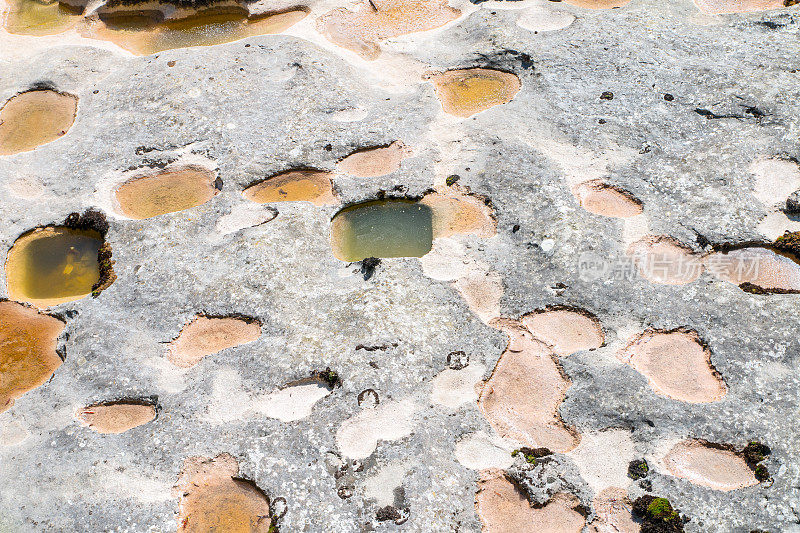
331,199 -> 433,262
87,7 -> 307,55
3,0 -> 82,36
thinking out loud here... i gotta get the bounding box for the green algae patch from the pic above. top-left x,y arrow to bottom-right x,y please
3,0 -> 83,36
86,6 -> 307,55
330,199 -> 433,262
0,89 -> 78,156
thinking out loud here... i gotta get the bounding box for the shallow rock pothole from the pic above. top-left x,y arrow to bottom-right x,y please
0,88 -> 78,155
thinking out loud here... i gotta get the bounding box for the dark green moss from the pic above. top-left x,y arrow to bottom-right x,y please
632,495 -> 685,533
314,367 -> 342,389
742,441 -> 771,466
445,175 -> 460,186
512,447 -> 551,465
628,459 -> 649,480
754,464 -> 770,482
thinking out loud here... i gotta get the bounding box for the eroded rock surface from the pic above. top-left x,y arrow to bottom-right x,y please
618,329 -> 727,403
662,439 -> 759,491
478,319 -> 579,453
174,454 -> 272,532
475,470 -> 585,533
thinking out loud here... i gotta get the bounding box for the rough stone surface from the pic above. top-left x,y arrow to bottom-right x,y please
1,0 -> 799,531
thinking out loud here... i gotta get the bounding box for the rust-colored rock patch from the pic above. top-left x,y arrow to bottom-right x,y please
243,169 -> 336,206
76,401 -> 156,434
0,89 -> 78,155
174,453 -> 272,532
663,439 -> 759,491
317,0 -> 461,60
167,316 -> 261,368
0,301 -> 64,413
427,68 -> 520,118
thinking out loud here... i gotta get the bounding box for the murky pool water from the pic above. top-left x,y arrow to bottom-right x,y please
330,200 -> 433,262
5,227 -> 102,307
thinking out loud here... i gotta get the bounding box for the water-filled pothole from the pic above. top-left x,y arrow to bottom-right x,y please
114,165 -> 218,219
3,0 -> 83,35
0,89 -> 78,156
5,210 -> 115,307
0,301 -> 65,413
86,6 -> 307,55
330,199 -> 433,262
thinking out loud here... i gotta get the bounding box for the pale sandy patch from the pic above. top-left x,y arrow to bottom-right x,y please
430,362 -> 486,408
455,431 -> 515,471
336,399 -> 418,459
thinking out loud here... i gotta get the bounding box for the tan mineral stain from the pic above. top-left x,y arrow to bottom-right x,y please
3,0 -> 83,35
627,235 -> 703,285
0,89 -> 78,156
521,309 -> 604,357
572,180 -> 643,218
589,488 -> 639,533
174,453 -> 272,532
428,68 -> 521,118
476,470 -> 585,533
76,401 -> 156,434
421,187 -> 497,238
5,226 -> 102,308
565,0 -> 631,8
243,169 -> 336,206
479,319 -> 580,453
618,329 -> 727,403
0,301 -> 64,413
317,0 -> 461,60
85,7 -> 307,55
704,248 -> 800,292
114,166 -> 218,219
663,439 -> 759,491
167,316 -> 261,368
337,141 -> 409,178
693,0 -> 786,14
